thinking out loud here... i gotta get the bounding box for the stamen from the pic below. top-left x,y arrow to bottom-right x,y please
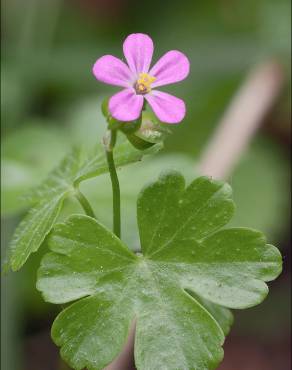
135,73 -> 156,95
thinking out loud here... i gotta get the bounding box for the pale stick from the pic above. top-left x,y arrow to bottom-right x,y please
199,61 -> 284,180
104,322 -> 136,370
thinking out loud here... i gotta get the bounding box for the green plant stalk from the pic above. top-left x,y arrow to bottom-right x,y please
75,189 -> 96,219
105,129 -> 121,238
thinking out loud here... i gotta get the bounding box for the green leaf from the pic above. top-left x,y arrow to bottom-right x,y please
137,172 -> 282,309
188,292 -> 234,336
138,173 -> 235,256
8,150 -> 80,271
9,194 -> 67,271
37,215 -> 224,370
7,138 -> 162,271
37,172 -> 282,370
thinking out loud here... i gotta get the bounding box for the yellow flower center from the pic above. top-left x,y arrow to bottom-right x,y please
135,73 -> 156,95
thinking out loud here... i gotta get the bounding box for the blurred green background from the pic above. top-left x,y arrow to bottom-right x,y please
1,0 -> 291,369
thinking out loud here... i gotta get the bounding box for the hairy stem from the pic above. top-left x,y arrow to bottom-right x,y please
105,130 -> 121,238
75,189 -> 96,219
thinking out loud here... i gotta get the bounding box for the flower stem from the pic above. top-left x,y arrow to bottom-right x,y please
105,130 -> 121,238
75,189 -> 96,219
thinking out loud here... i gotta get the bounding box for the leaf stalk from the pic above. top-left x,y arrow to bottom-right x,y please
75,189 -> 96,219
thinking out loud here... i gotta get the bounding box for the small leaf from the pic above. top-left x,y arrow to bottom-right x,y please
37,171 -> 282,370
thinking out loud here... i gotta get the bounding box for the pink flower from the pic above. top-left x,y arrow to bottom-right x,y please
93,33 -> 190,124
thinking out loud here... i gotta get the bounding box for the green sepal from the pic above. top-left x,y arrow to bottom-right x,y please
101,97 -> 110,118
123,111 -> 172,150
136,111 -> 172,144
125,133 -> 156,150
107,116 -> 123,131
125,112 -> 172,150
101,97 -> 122,130
118,116 -> 142,135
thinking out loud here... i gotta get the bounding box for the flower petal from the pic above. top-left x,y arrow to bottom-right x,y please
123,33 -> 154,75
109,89 -> 144,121
149,51 -> 190,88
93,55 -> 133,87
145,91 -> 186,124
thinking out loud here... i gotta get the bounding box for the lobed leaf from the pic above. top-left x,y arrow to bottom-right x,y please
37,215 -> 224,370
37,171 -> 282,370
137,172 -> 282,309
7,139 -> 162,271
